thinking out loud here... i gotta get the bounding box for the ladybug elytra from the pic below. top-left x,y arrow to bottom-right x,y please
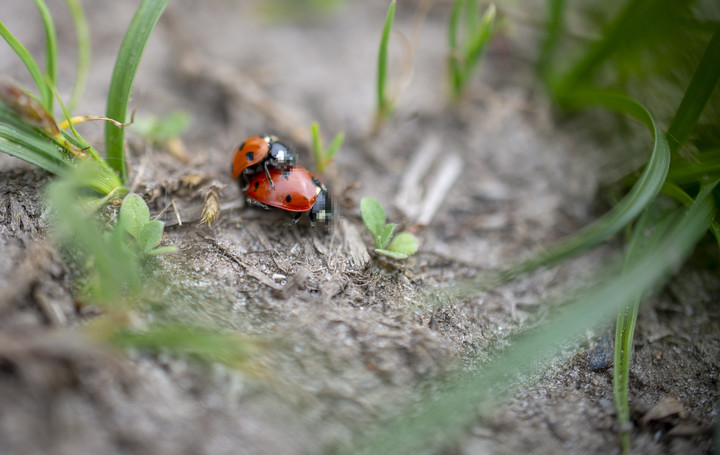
231,135 -> 297,189
245,166 -> 333,227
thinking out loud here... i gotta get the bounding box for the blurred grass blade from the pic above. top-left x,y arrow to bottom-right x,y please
376,0 -> 396,119
509,92 -> 670,275
65,0 -> 91,114
614,204 -> 674,453
349,179 -> 718,455
33,0 -> 58,113
0,22 -> 52,109
105,0 -> 169,182
537,0 -> 565,79
667,148 -> 720,184
464,3 -> 496,76
666,28 -> 720,154
448,0 -> 463,92
551,0 -> 647,96
110,325 -> 255,368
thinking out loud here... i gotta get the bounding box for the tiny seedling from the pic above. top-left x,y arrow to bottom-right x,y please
311,121 -> 344,173
448,0 -> 497,99
361,197 -> 419,259
118,193 -> 177,256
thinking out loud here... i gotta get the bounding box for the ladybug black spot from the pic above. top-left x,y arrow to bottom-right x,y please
285,194 -> 292,203
254,181 -> 260,191
246,151 -> 255,161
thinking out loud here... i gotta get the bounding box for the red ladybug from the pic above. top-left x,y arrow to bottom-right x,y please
231,135 -> 297,189
245,166 -> 333,227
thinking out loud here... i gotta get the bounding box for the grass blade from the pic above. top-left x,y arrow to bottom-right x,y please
65,0 -> 91,114
537,0 -> 565,79
105,0 -> 169,182
551,0 -> 647,96
33,0 -> 58,113
376,0 -> 396,119
0,134 -> 66,175
666,28 -> 720,154
508,92 -> 670,275
349,179 -> 718,455
448,0 -> 463,94
614,204 -> 674,453
0,22 -> 51,109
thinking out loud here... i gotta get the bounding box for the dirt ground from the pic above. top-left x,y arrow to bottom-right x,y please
0,1 -> 718,454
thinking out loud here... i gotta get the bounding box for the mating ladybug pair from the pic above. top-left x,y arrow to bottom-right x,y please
231,135 -> 333,227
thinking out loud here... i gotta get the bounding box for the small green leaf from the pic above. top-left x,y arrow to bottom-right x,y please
120,193 -> 150,239
378,223 -> 396,249
138,219 -> 164,252
361,197 -> 387,238
387,231 -> 419,257
375,248 -> 409,260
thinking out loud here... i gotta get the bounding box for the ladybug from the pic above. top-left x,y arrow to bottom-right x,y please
231,135 -> 297,189
245,166 -> 333,227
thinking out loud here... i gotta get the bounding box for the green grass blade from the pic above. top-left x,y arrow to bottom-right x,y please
0,134 -> 67,175
448,0 -> 463,95
614,204 -> 675,453
110,325 -> 255,368
349,180 -> 718,455
667,148 -> 720,184
376,0 -> 396,118
311,121 -> 323,167
65,0 -> 91,114
105,0 -> 169,182
666,28 -> 720,154
33,0 -> 58,113
0,22 -> 52,109
552,0 -> 647,97
461,3 -> 496,84
326,131 -> 344,160
509,92 -> 670,275
537,0 -> 566,79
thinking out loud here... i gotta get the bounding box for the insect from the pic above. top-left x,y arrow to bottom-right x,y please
231,135 -> 297,189
245,166 -> 333,227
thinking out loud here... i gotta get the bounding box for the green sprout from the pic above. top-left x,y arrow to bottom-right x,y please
376,0 -> 397,120
361,197 -> 419,259
448,1 -> 497,99
118,193 -> 177,256
310,121 -> 344,173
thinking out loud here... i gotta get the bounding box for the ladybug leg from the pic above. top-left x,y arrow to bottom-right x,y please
264,161 -> 275,189
246,198 -> 270,210
285,212 -> 302,227
239,173 -> 250,191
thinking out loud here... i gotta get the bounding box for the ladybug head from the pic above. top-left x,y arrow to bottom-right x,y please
268,141 -> 297,169
310,187 -> 333,228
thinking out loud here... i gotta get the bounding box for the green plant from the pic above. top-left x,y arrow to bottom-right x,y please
118,193 -> 177,256
537,1 -> 720,450
376,0 -> 397,120
361,197 -> 419,259
448,1 -> 497,99
0,0 -> 168,196
310,121 -> 344,173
